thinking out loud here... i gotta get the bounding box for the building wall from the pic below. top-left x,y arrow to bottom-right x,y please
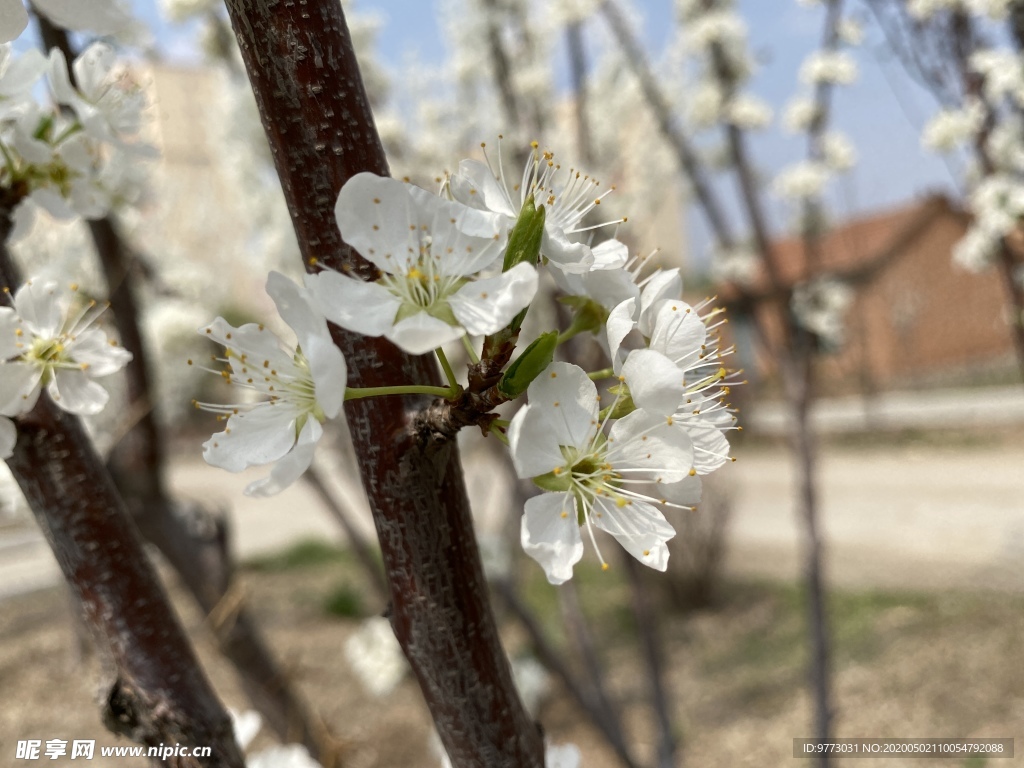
818,212 -> 1015,393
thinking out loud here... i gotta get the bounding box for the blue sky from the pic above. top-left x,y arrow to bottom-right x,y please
133,0 -> 959,253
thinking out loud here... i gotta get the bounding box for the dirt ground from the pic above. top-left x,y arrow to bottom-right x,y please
2,541 -> 1022,768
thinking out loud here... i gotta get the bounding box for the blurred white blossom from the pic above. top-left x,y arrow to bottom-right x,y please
773,161 -> 830,200
921,103 -> 984,153
791,278 -> 854,348
799,51 -> 857,86
725,93 -> 772,130
344,616 -> 407,697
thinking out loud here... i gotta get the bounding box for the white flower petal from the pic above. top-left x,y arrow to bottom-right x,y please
48,368 -> 110,415
0,306 -> 21,359
648,299 -> 707,365
524,361 -> 600,450
449,262 -> 537,336
590,497 -> 675,571
200,317 -> 294,373
34,0 -> 134,35
304,270 -> 402,339
507,403 -> 574,479
687,418 -> 732,474
622,348 -> 684,417
590,238 -> 629,270
0,1 -> 27,43
541,228 -> 593,274
546,743 -> 582,768
245,418 -> 322,497
247,744 -> 322,768
386,311 -> 463,355
0,415 -> 15,458
522,492 -> 584,585
660,473 -> 702,506
0,47 -> 45,97
335,173 -> 417,274
266,271 -> 323,353
69,329 -> 132,376
448,158 -> 518,219
229,709 -> 262,752
607,298 -> 638,370
0,361 -> 41,415
607,408 -> 693,483
202,404 -> 299,473
14,280 -> 65,338
638,269 -> 682,335
304,334 -> 346,419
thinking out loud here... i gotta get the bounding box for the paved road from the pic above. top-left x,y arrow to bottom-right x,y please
2,432 -> 1022,599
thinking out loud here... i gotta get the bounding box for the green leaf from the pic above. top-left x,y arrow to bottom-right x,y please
498,331 -> 558,399
503,194 -> 546,272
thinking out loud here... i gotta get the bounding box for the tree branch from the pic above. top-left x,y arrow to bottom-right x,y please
0,240 -> 244,768
221,3 -> 543,765
32,16 -> 338,760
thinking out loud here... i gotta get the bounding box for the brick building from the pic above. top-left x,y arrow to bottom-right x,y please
723,195 -> 1019,395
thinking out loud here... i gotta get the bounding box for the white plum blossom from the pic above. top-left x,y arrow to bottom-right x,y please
231,709 -> 323,768
724,93 -> 773,130
970,49 -> 1024,107
684,10 -> 747,50
0,279 -> 131,417
799,50 -> 857,86
610,294 -> 736,476
194,272 -> 346,497
305,172 -> 537,355
344,616 -> 407,697
953,226 -> 999,272
791,277 -> 854,348
688,81 -> 725,128
447,141 -> 621,274
48,42 -> 147,145
511,655 -> 551,716
836,18 -> 864,46
907,0 -> 963,20
783,97 -> 819,133
821,131 -> 856,172
508,361 -> 697,584
921,103 -> 984,153
971,174 -> 1024,238
711,245 -> 759,286
772,161 -> 830,200
548,238 -> 640,312
986,117 -> 1024,173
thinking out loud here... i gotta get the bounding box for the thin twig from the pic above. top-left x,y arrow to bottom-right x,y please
623,557 -> 676,768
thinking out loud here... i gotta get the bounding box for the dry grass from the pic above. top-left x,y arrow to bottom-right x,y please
2,540 -> 1021,768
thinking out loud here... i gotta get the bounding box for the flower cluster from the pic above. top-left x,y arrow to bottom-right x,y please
915,5 -> 1024,273
774,2 -> 861,203
191,272 -> 346,497
196,140 -> 739,582
0,278 -> 132,457
676,0 -> 767,134
0,39 -> 149,242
